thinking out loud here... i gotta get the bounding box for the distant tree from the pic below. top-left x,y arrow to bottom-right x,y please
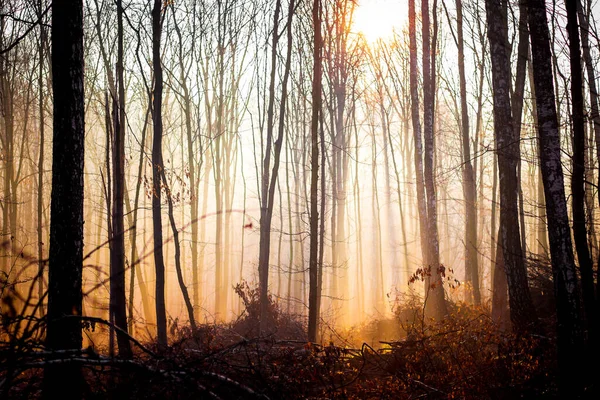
258,0 -> 294,333
408,0 -> 428,302
43,0 -> 85,398
455,0 -> 480,305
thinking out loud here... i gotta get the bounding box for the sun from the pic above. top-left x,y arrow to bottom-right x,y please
352,0 -> 407,43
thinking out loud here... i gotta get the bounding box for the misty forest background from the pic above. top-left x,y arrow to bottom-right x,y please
1,0 -> 600,398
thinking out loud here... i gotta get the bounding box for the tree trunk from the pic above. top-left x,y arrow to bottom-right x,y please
152,0 -> 167,347
36,0 -> 46,317
162,169 -> 197,331
527,0 -> 585,394
485,0 -> 537,333
44,1 -> 85,397
456,0 -> 480,305
110,0 -> 132,358
422,0 -> 447,319
408,0 -> 429,300
308,0 -> 322,343
578,0 -> 600,309
566,0 -> 596,337
258,0 -> 295,333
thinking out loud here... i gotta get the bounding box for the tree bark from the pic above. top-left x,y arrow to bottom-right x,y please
422,0 -> 447,319
485,0 -> 537,333
577,0 -> 600,311
566,0 -> 596,336
308,0 -> 322,343
527,0 -> 585,394
44,1 -> 85,397
152,0 -> 167,347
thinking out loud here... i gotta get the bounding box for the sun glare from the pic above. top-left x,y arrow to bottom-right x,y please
352,0 -> 407,43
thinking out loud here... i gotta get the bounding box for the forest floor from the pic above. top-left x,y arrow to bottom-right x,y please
1,281 -> 573,400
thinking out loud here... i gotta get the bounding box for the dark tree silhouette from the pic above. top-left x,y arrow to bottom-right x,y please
43,1 -> 85,398
527,0 -> 585,395
152,0 -> 167,348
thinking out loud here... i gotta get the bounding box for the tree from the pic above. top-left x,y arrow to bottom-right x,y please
577,0 -> 600,309
258,0 -> 295,333
455,0 -> 480,305
409,0 -> 427,295
527,0 -> 585,394
109,0 -> 132,359
308,0 -> 322,343
152,0 -> 167,348
484,0 -> 537,333
43,0 -> 85,398
565,0 -> 596,337
422,0 -> 447,319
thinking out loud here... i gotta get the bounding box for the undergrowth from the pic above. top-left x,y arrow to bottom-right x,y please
1,279 -> 561,399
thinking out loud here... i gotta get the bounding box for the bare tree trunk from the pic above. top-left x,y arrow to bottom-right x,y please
171,6 -> 200,317
161,170 -> 197,331
577,0 -> 600,306
491,228 -> 509,330
456,0 -> 480,305
152,0 -> 167,347
371,125 -> 384,314
352,110 -> 364,317
527,0 -> 585,394
408,0 -> 429,300
0,17 -> 14,274
308,0 -> 322,343
36,0 -> 46,317
422,0 -> 447,319
485,0 -> 537,333
110,0 -> 132,358
258,0 -> 295,333
44,1 -> 84,396
566,0 -> 596,335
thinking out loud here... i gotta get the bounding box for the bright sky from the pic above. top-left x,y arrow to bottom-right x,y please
352,0 -> 408,43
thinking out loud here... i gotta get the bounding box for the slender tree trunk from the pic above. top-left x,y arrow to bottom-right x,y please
259,0 -> 295,332
511,3 -> 530,283
566,0 -> 596,337
456,0 -> 480,305
36,0 -> 46,317
577,0 -> 600,306
408,0 -> 429,298
308,0 -> 322,343
171,9 -> 200,318
110,0 -> 132,358
422,0 -> 447,319
161,170 -> 197,331
152,0 -> 167,347
44,1 -> 85,397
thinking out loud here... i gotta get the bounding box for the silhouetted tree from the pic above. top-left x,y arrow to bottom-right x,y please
527,0 -> 585,394
43,1 -> 85,398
